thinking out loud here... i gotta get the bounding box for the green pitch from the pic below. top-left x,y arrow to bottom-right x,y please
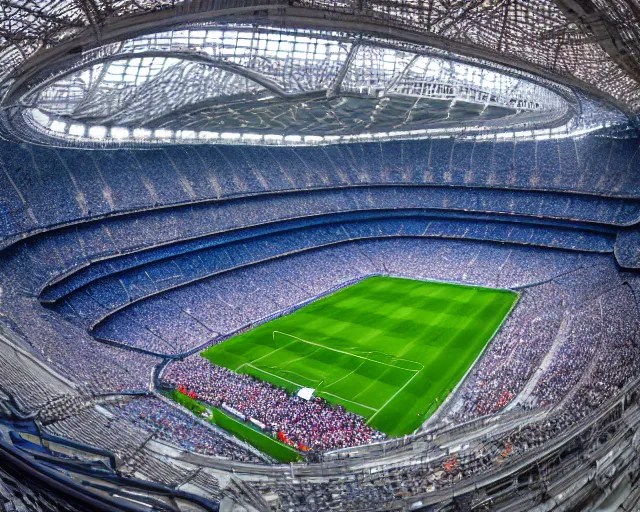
202,276 -> 518,437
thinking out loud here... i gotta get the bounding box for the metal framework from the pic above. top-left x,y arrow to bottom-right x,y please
0,1 -> 638,107
295,0 -> 640,112
0,1 -> 176,77
0,1 -> 636,146
26,26 -> 576,143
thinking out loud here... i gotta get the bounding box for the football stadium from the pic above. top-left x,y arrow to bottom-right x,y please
0,1 -> 638,511
203,277 -> 519,436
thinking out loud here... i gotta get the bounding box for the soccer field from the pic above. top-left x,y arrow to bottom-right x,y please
202,276 -> 518,437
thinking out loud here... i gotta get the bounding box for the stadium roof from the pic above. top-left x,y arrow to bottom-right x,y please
0,0 -> 637,146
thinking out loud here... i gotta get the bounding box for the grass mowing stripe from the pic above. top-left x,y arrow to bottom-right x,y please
322,360 -> 366,389
238,337 -> 297,371
315,391 -> 378,418
241,364 -> 304,393
317,391 -> 376,411
245,363 -> 304,388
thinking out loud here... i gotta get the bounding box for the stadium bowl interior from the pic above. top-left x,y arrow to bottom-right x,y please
0,1 -> 639,511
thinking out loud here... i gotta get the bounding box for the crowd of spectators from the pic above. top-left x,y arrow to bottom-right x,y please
0,298 -> 158,394
48,216 -> 611,355
0,131 -> 638,512
111,396 -> 261,461
162,356 -> 385,451
9,181 -> 625,306
245,273 -> 640,510
453,266 -> 640,426
145,257 -> 639,457
0,136 -> 638,245
1,219 -> 634,465
0,135 -> 637,472
453,295 -> 564,420
0,228 -> 614,407
60,239 -> 603,355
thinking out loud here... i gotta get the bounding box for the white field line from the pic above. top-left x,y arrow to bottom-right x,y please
273,330 -> 425,420
236,338 -> 297,371
241,330 -> 425,421
350,374 -> 386,405
366,369 -> 422,424
318,391 -> 377,411
245,363 -> 374,413
272,330 -> 422,372
322,360 -> 366,390
277,346 -> 321,368
244,364 -> 305,389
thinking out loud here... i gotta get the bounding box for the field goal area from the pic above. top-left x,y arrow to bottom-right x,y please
236,330 -> 424,423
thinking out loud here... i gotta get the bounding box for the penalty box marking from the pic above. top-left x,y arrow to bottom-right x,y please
366,369 -> 422,424
245,363 -> 377,412
236,330 -> 423,417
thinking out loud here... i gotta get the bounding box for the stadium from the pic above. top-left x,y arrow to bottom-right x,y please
0,0 -> 638,510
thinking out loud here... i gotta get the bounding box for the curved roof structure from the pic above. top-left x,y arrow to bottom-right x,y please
1,1 -> 638,108
0,1 -> 637,146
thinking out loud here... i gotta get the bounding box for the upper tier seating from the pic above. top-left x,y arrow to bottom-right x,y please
0,185 -> 625,298
0,137 -> 638,244
41,216 -> 610,354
